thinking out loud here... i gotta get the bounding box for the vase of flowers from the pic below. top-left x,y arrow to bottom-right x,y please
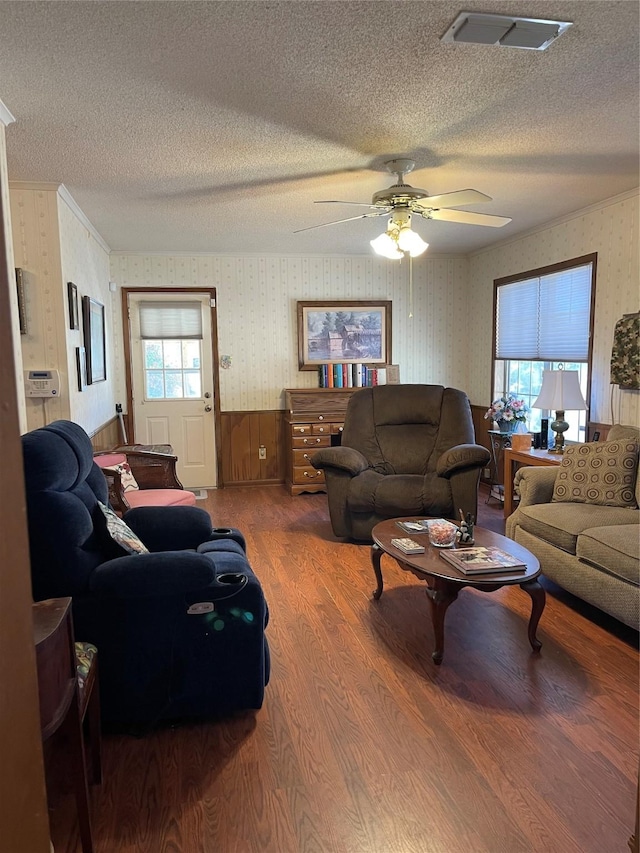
484,395 -> 530,433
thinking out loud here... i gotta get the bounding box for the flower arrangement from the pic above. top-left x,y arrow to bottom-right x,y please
484,394 -> 530,424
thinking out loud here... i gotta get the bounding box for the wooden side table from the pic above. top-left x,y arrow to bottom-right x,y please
503,448 -> 562,517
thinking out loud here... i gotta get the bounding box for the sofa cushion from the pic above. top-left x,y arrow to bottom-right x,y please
577,524 -> 640,586
125,488 -> 196,509
551,439 -> 638,508
515,502 -> 639,554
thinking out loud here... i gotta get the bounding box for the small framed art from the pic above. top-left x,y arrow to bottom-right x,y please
67,281 -> 79,330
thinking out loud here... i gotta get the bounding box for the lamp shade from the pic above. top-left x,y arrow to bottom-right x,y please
532,369 -> 587,410
370,232 -> 403,260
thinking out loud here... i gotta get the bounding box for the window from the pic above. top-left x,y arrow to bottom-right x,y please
493,255 -> 596,443
139,301 -> 204,401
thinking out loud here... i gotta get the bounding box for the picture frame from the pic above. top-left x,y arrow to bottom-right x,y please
75,346 -> 86,391
82,295 -> 106,384
297,300 -> 392,371
67,281 -> 79,330
15,268 -> 27,335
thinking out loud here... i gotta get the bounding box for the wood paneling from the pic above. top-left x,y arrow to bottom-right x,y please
89,416 -> 121,452
472,403 -> 494,483
220,410 -> 286,486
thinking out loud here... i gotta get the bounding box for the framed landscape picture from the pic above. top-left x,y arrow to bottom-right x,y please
297,300 -> 392,371
82,295 -> 106,384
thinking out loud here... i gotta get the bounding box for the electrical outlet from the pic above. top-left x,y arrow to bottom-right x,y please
258,446 -> 267,460
483,467 -> 491,478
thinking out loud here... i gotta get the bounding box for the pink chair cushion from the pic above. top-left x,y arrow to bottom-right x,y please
124,489 -> 196,509
94,453 -> 127,468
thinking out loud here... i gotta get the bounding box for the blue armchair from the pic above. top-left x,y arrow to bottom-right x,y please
21,420 -> 269,723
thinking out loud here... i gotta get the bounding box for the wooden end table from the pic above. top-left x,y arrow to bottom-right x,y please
503,448 -> 562,517
371,518 -> 545,665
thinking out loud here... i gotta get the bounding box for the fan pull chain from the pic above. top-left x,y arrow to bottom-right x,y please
409,254 -> 413,318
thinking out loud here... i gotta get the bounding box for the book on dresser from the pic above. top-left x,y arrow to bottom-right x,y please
439,546 -> 526,575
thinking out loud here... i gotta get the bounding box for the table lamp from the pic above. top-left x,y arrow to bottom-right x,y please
532,369 -> 588,453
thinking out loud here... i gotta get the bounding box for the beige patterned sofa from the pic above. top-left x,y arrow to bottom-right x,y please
506,425 -> 639,628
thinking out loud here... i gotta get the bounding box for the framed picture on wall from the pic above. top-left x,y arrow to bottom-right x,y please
15,268 -> 27,334
75,346 -> 86,391
82,295 -> 106,384
297,300 -> 392,370
67,281 -> 79,330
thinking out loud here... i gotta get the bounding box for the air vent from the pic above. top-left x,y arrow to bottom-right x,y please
440,12 -> 572,51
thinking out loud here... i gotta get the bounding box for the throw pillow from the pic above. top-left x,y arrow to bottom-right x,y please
103,461 -> 139,492
97,501 -> 149,554
551,439 -> 639,507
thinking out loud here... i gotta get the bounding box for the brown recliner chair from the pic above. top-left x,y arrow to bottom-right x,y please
310,384 -> 490,542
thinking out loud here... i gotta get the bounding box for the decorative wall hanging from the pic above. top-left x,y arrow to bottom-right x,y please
297,300 -> 392,371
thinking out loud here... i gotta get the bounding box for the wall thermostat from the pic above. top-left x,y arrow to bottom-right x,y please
24,369 -> 61,397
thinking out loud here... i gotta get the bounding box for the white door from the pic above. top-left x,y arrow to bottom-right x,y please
129,292 -> 217,489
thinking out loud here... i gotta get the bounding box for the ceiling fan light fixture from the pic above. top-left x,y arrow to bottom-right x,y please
370,231 -> 403,260
397,226 -> 428,257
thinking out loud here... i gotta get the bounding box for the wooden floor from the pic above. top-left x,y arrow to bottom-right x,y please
50,485 -> 639,853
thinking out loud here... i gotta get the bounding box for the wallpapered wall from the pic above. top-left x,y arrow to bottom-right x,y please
467,191 -> 639,426
0,122 -> 27,433
109,253 -> 471,412
10,184 -> 113,434
57,197 -> 113,431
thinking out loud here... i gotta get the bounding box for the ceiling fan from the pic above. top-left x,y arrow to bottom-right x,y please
294,158 -> 511,257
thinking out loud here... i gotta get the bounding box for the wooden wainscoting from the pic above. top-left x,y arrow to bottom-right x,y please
471,404 -> 494,484
220,410 -> 286,486
89,416 -> 122,452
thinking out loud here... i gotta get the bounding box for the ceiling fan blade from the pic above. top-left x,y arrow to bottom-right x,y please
294,211 -> 388,233
315,200 -> 390,209
425,209 -> 512,227
412,189 -> 492,211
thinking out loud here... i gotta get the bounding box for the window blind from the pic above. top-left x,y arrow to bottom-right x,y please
139,301 -> 203,340
496,263 -> 592,361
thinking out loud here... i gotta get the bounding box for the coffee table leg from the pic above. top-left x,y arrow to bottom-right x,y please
521,579 -> 545,651
425,579 -> 459,665
371,543 -> 384,600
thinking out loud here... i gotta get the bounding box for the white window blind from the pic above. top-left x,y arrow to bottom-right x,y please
139,301 -> 203,340
496,263 -> 592,361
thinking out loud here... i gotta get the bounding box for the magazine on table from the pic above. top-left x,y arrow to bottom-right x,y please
395,520 -> 431,533
439,546 -> 526,575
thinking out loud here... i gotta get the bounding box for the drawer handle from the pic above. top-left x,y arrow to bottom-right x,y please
303,470 -> 322,479
317,427 -> 325,432
303,437 -> 321,444
299,428 -> 306,433
318,415 -> 324,420
303,453 -> 311,462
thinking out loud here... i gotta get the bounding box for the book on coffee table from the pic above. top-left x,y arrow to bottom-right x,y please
439,546 -> 526,575
391,537 -> 426,555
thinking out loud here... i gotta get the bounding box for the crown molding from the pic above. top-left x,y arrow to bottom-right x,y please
470,187 -> 639,258
109,250 -> 466,260
10,181 -> 111,254
0,99 -> 16,127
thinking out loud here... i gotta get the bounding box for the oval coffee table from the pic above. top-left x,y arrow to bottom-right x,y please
371,517 -> 545,664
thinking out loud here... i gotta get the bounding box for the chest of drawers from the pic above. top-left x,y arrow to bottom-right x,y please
284,387 -> 359,495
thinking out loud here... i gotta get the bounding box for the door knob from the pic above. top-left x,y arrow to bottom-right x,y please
204,405 -> 212,412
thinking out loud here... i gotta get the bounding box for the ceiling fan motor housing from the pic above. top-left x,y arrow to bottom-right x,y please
372,182 -> 429,207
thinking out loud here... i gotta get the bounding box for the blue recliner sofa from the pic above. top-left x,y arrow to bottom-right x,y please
22,420 -> 270,723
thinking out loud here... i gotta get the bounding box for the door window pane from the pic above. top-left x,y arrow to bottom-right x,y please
145,370 -> 164,399
142,340 -> 203,401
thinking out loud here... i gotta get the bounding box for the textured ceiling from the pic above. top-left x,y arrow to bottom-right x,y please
0,1 -> 638,255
